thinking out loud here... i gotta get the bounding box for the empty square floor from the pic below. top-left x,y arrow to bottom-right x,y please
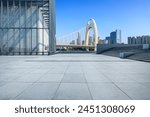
0,54 -> 150,100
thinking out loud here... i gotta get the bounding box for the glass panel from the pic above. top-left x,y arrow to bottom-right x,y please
8,0 -> 13,28
20,0 -> 25,28
44,28 -> 49,52
3,1 -> 7,28
26,1 -> 31,28
8,29 -> 14,53
14,0 -> 19,28
20,29 -> 25,53
32,29 -> 37,53
0,0 -> 1,28
14,29 -> 19,53
32,2 -> 37,28
0,29 -> 3,53
38,29 -> 43,53
26,29 -> 31,54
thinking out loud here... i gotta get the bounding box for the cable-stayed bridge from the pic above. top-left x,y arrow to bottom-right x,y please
56,19 -> 100,52
57,27 -> 86,45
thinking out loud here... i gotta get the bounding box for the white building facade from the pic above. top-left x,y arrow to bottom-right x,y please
128,36 -> 150,45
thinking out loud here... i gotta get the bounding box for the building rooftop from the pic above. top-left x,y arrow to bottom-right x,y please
0,54 -> 150,100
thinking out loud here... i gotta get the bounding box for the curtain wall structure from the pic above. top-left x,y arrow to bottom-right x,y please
0,0 -> 56,55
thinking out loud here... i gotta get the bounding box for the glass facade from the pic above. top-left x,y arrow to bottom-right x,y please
0,0 -> 56,55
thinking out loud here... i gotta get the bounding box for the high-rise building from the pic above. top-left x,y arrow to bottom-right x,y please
77,32 -> 81,45
89,36 -> 93,45
106,30 -> 122,44
82,40 -> 85,45
128,37 -> 136,44
99,39 -> 107,44
128,36 -> 150,45
0,0 -> 56,55
93,34 -> 95,45
116,30 -> 122,44
70,40 -> 75,45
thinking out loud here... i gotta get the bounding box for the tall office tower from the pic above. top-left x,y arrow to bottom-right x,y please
77,32 -> 81,45
93,34 -> 95,44
128,37 -> 133,44
136,36 -> 142,44
70,40 -> 75,45
105,36 -> 111,44
89,36 -> 93,45
110,30 -> 122,44
106,30 -> 122,44
98,36 -> 101,44
116,30 -> 122,44
82,40 -> 85,45
0,0 -> 56,55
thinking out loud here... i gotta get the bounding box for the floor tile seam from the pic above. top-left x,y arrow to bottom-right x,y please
81,64 -> 94,100
102,73 -> 133,100
12,73 -> 46,99
51,62 -> 70,100
33,69 -> 54,83
11,82 -> 35,100
46,67 -> 58,73
112,82 -> 133,100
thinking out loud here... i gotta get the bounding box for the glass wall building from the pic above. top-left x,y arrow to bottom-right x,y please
0,0 -> 56,55
105,30 -> 122,44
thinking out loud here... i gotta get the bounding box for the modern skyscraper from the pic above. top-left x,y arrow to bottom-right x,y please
0,0 -> 56,55
106,30 -> 122,44
89,36 -> 93,45
70,40 -> 75,45
82,40 -> 85,45
77,32 -> 81,45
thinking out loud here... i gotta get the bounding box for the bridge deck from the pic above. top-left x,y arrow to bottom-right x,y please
56,45 -> 95,48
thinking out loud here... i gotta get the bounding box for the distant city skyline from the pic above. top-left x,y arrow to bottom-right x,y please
105,30 -> 122,44
56,0 -> 150,43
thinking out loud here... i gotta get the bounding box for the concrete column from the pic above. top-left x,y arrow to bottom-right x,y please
49,0 -> 56,55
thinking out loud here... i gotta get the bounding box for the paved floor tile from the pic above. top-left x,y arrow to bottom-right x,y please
47,67 -> 67,74
85,73 -> 111,83
0,83 -> 32,99
0,54 -> 150,100
66,67 -> 83,74
15,83 -> 59,100
0,73 -> 22,82
105,73 -> 136,83
31,69 -> 50,74
38,74 -> 64,83
54,83 -> 92,100
62,74 -> 86,83
127,73 -> 150,83
115,83 -> 150,100
88,83 -> 130,100
15,73 -> 44,83
0,82 -> 6,87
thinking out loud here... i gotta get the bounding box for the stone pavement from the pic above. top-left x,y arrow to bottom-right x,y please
0,54 -> 150,100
